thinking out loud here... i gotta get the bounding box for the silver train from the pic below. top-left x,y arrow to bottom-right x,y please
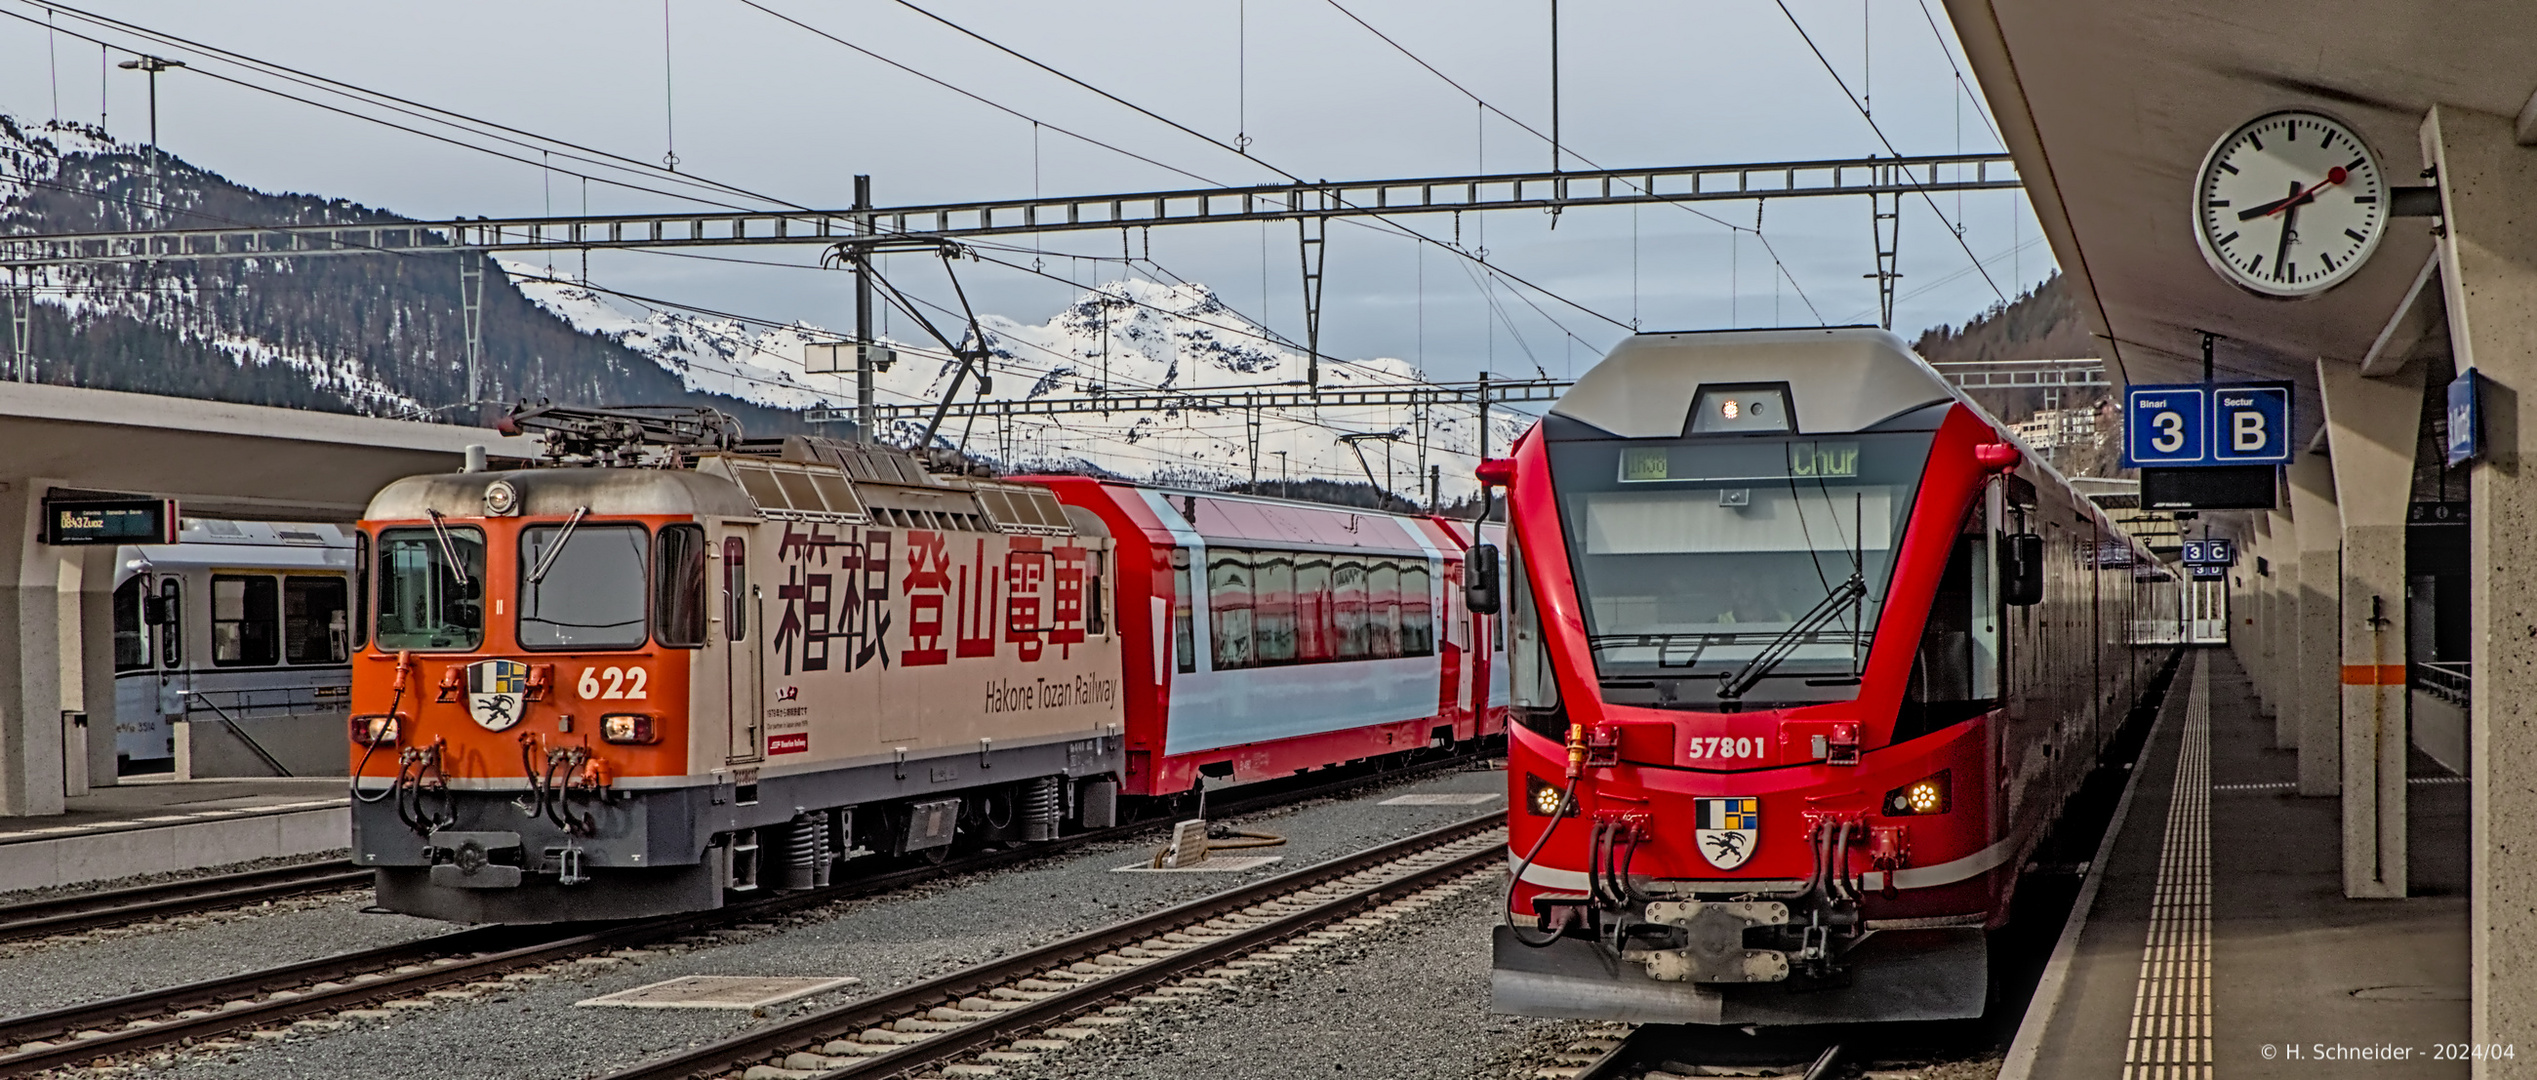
111,520 -> 355,775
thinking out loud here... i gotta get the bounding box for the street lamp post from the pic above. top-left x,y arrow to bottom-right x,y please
115,55 -> 184,150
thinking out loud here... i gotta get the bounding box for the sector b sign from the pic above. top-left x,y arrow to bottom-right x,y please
2123,382 -> 2292,467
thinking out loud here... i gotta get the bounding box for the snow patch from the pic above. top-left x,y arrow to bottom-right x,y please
504,262 -> 1528,498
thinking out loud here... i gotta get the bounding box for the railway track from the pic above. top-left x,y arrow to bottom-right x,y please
598,813 -> 1506,1080
0,861 -> 369,945
0,747 -> 1500,1076
1530,1027 -> 1843,1080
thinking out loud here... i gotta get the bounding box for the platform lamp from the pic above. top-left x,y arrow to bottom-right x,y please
117,54 -> 183,224
116,55 -> 184,151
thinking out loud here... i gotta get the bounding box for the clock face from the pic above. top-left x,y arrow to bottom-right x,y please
2193,110 -> 2387,298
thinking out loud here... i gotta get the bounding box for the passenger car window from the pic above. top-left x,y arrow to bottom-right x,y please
210,575 -> 280,667
654,525 -> 709,648
283,576 -> 350,665
113,577 -> 149,673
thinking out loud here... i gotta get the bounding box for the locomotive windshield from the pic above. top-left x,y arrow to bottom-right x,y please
518,522 -> 650,650
1548,431 -> 1935,704
375,526 -> 485,651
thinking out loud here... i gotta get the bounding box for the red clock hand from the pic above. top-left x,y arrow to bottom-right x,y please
2265,166 -> 2349,217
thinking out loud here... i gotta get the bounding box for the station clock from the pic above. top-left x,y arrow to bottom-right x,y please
2192,110 -> 2387,298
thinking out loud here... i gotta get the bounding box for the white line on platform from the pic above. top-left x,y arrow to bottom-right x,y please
1997,654 -> 2179,1080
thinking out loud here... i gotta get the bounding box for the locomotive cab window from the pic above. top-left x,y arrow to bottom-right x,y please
518,522 -> 650,651
1896,498 -> 2002,742
376,526 -> 484,651
1549,430 -> 1936,707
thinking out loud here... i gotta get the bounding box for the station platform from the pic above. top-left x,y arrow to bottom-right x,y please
2003,648 -> 2470,1079
0,777 -> 347,894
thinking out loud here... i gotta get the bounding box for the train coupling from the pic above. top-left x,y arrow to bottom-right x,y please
1634,900 -> 1794,983
425,830 -> 525,889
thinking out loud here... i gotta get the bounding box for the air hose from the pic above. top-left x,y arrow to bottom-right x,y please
1503,772 -> 1579,948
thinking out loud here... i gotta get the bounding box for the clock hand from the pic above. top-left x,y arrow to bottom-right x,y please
2272,181 -> 2299,280
2237,166 -> 2349,221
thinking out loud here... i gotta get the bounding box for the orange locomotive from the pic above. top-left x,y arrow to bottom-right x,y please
350,408 -> 1126,922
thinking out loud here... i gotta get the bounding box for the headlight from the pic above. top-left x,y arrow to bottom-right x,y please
1525,774 -> 1575,817
1884,770 -> 1951,816
349,714 -> 399,746
482,479 -> 520,516
601,713 -> 659,745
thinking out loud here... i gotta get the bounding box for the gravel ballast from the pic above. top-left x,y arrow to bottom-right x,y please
1002,881 -> 1590,1080
113,762 -> 1522,1080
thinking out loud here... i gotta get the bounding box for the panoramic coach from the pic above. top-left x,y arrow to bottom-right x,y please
1484,328 -> 2175,1025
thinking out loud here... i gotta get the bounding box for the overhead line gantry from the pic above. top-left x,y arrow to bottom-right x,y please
1,151 -> 2019,443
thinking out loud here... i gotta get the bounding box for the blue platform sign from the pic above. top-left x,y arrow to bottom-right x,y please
2181,539 -> 2236,566
2124,386 -> 2206,466
2123,382 -> 2293,467
2211,386 -> 2291,464
2448,370 -> 2482,467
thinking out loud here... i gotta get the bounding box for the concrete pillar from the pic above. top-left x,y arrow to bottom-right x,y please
2240,514 -> 2270,677
0,480 -> 73,816
2423,101 -> 2537,1073
2287,454 -> 2343,795
2261,510 -> 2294,737
76,547 -> 116,790
2319,355 -> 2423,899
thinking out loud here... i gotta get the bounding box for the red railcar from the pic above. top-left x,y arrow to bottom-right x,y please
1028,479 -> 1507,797
1486,328 -> 2175,1025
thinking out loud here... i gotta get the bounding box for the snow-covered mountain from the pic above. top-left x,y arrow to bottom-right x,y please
1,109 -> 1524,500
507,264 -> 1528,500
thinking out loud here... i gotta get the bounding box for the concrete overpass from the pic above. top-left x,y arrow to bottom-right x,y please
1945,0 -> 2537,1068
0,382 -> 516,817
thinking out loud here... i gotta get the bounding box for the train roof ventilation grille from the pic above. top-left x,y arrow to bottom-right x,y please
974,483 -> 1074,536
714,460 -> 869,525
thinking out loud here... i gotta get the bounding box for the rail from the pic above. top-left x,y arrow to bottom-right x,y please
180,691 -> 294,777
598,814 -> 1505,1080
2412,660 -> 2470,708
0,745 -> 1495,1074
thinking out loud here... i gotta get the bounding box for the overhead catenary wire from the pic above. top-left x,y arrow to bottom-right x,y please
746,0 -> 1632,339
1317,0 -> 1825,324
1769,0 -> 2007,304
0,7 -> 795,217
15,0 -> 803,211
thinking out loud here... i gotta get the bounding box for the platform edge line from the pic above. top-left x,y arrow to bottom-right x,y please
1996,651 -> 2190,1080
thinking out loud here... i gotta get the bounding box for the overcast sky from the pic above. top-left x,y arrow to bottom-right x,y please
0,0 -> 2054,386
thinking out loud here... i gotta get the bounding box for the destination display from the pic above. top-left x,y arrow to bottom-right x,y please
42,496 -> 177,546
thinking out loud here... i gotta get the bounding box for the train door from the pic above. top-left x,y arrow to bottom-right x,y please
1440,553 -> 1471,735
722,530 -> 764,764
1460,551 -> 1494,734
153,576 -> 188,758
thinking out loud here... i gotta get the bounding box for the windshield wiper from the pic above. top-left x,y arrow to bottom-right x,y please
526,506 -> 592,586
424,509 -> 471,588
1715,572 -> 1866,709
